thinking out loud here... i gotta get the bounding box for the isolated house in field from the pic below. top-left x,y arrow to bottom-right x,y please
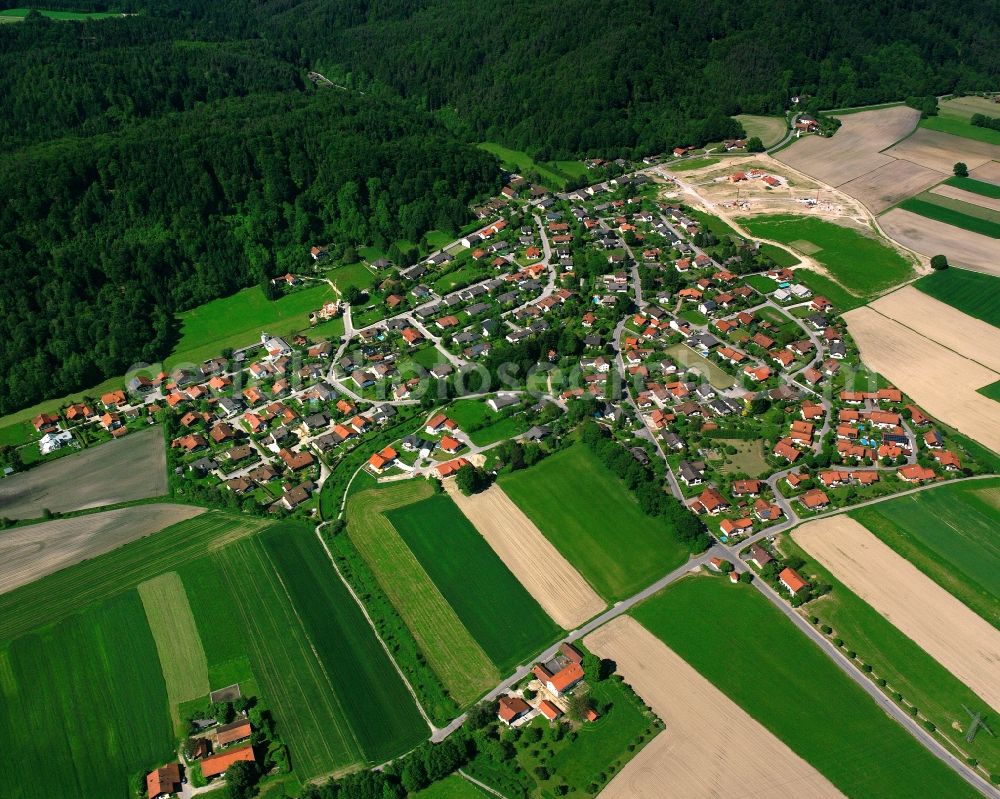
779,567 -> 807,596
146,763 -> 181,799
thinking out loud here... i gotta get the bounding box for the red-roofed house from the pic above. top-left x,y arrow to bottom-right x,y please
538,700 -> 563,721
533,661 -> 584,697
498,695 -> 531,725
779,567 -> 807,596
200,744 -> 255,779
899,464 -> 935,483
146,764 -> 181,799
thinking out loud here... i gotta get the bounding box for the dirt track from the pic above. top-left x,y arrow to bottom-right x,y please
868,287 -> 1000,373
0,503 -> 203,594
795,516 -> 1000,712
843,306 -> 1000,453
0,426 -> 167,518
877,208 -> 999,276
445,482 -> 605,628
586,616 -> 845,799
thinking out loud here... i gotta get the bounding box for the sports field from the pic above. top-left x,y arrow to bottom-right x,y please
914,268 -> 1000,328
0,512 -> 426,792
898,197 -> 1000,238
346,482 -> 500,704
780,534 -> 1000,767
739,215 -> 914,296
388,494 -> 560,672
499,444 -> 691,600
632,577 -> 981,798
849,479 -> 1000,629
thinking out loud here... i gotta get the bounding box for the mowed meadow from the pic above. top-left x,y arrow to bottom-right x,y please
632,577 -> 982,799
499,444 -> 691,600
0,512 -> 426,799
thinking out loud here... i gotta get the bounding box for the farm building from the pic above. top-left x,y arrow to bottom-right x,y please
200,744 -> 256,779
146,763 -> 181,799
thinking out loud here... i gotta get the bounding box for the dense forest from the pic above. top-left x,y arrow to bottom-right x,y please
1,0 -> 999,412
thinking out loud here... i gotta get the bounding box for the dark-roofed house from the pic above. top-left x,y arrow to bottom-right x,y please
498,695 -> 532,725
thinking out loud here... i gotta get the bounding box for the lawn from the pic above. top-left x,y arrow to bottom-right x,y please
633,577 -> 982,798
665,343 -> 736,390
791,267 -> 866,311
346,481 -> 500,704
388,494 -> 561,672
898,197 -> 1000,238
740,215 -> 914,296
425,229 -> 456,250
849,478 -> 1000,629
138,571 -> 210,724
665,156 -> 718,171
411,775 -> 489,798
735,114 -> 788,147
689,208 -> 740,240
718,440 -> 770,477
781,534 -> 1000,769
431,262 -> 485,293
756,242 -> 801,267
678,307 -> 709,326
167,282 -> 333,369
467,415 -> 530,446
944,176 -> 1000,200
448,400 -> 531,446
913,269 -> 1000,328
0,591 -> 174,799
499,444 -> 692,601
328,261 -> 376,292
477,142 -> 574,190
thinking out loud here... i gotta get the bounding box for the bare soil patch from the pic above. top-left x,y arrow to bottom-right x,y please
931,183 -> 1000,214
0,426 -> 167,518
878,208 -> 1000,276
444,482 -> 604,628
586,616 -> 845,799
843,306 -> 1000,453
0,503 -> 203,594
795,516 -> 1000,712
887,129 -> 1000,174
776,106 -> 920,186
970,161 -> 1000,186
840,160 -> 944,213
868,287 -> 1000,372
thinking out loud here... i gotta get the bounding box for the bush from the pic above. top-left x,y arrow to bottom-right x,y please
909,705 -> 919,716
953,162 -> 969,177
820,625 -> 832,635
924,721 -> 936,733
930,254 -> 949,271
833,638 -> 844,647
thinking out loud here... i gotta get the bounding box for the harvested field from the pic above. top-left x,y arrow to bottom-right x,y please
0,426 -> 167,518
795,516 -> 1000,712
878,208 -> 1000,276
843,306 -> 1000,453
971,161 -> 1000,186
0,503 -> 203,594
867,287 -> 1000,372
886,128 -> 1000,174
931,182 -> 1000,214
775,106 -> 920,186
839,159 -> 943,213
585,617 -> 844,799
444,481 -> 605,629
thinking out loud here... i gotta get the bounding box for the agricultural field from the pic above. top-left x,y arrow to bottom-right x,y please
838,158 -> 942,213
0,426 -> 167,519
444,482 -> 605,629
739,215 -> 914,296
632,577 -> 982,798
794,516 -> 1000,711
165,282 -> 334,369
921,96 -> 1000,146
755,242 -> 800,267
886,128 -> 1000,175
849,479 -> 1000,629
946,175 -> 1000,199
0,592 -> 175,799
791,268 -> 865,311
970,160 -> 1000,186
0,512 -> 426,794
775,105 -> 920,185
866,287 -> 1000,372
979,380 -> 1000,401
499,444 -> 691,601
843,305 -> 1000,453
878,207 -> 1000,276
586,616 -> 842,798
387,493 -> 561,672
734,114 -> 788,148
346,481 -> 500,704
0,503 -> 203,594
933,180 -> 1000,211
898,196 -> 1000,238
779,534 -> 1000,769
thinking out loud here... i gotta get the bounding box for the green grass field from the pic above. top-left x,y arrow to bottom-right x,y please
665,156 -> 718,171
921,96 -> 1000,146
978,379 -> 1000,402
849,479 -> 1000,629
446,400 -> 530,446
477,142 -> 581,190
756,242 -> 801,267
781,535 -> 1000,768
792,267 -> 867,311
913,269 -> 1000,328
899,197 -> 1000,238
411,775 -> 489,798
0,591 -> 174,799
500,444 -> 691,601
138,572 -> 210,723
0,7 -> 122,21
740,215 -> 913,296
743,273 -> 779,293
665,342 -> 736,389
945,176 -> 1000,200
735,114 -> 788,148
328,261 -> 376,293
633,577 -> 982,798
346,482 -> 499,704
388,494 -> 560,672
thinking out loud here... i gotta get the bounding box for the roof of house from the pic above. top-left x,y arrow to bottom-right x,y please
200,743 -> 255,778
147,764 -> 181,799
547,661 -> 585,693
538,700 -> 563,720
498,695 -> 531,723
216,719 -> 252,747
779,567 -> 807,594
